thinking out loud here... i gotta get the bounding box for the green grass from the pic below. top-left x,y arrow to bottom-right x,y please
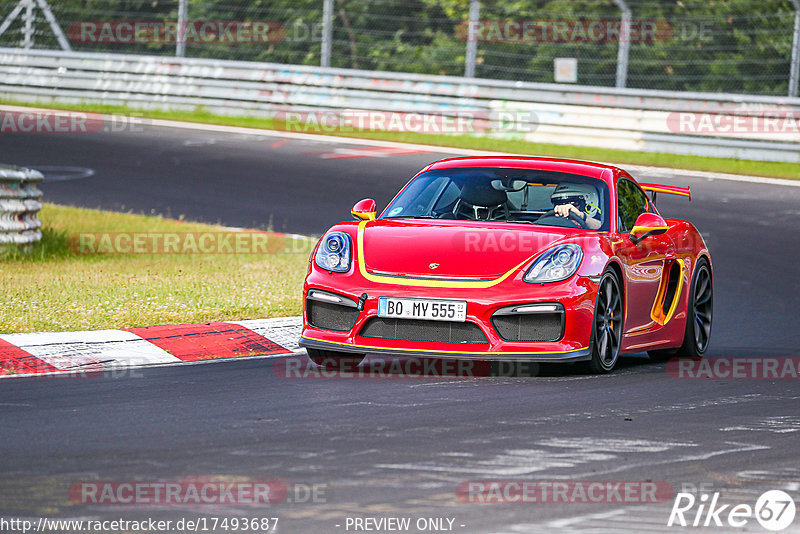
0,204 -> 314,333
4,98 -> 799,179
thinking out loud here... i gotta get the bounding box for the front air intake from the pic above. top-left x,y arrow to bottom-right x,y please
360,318 -> 488,344
491,303 -> 564,342
306,291 -> 359,332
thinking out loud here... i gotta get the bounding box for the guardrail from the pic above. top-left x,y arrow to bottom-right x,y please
1,48 -> 799,163
0,164 -> 43,245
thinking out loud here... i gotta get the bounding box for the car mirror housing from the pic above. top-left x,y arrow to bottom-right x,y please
351,198 -> 377,221
629,212 -> 669,244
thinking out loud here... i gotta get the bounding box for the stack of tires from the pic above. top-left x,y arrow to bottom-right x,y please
0,165 -> 43,245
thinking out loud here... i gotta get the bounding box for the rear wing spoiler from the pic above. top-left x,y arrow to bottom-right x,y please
639,183 -> 691,205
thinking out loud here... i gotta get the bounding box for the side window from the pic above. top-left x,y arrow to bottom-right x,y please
412,176 -> 446,213
389,176 -> 446,216
432,180 -> 460,212
617,179 -> 650,232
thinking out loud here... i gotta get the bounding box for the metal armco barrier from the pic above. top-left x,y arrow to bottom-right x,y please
1,48 -> 799,163
0,164 -> 43,245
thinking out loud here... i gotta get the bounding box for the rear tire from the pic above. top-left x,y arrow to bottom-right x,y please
586,269 -> 623,374
306,347 -> 365,370
675,259 -> 712,358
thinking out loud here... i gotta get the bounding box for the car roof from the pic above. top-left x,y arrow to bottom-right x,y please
423,156 -> 622,181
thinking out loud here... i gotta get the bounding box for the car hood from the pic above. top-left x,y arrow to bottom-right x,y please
360,219 -> 579,279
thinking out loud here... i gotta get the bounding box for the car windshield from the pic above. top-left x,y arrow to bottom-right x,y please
382,167 -> 611,231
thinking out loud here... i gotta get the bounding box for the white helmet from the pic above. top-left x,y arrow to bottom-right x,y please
551,183 -> 601,217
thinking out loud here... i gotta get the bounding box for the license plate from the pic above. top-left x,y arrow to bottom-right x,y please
378,297 -> 467,322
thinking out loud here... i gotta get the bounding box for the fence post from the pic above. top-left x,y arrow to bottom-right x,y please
321,0 -> 333,67
790,0 -> 800,97
464,0 -> 480,78
612,0 -> 631,88
0,0 -> 71,50
176,0 -> 187,57
22,0 -> 33,48
34,0 -> 71,50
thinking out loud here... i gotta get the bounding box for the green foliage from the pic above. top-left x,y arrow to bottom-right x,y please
0,0 -> 795,93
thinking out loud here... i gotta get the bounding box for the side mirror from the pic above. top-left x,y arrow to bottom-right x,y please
629,212 -> 669,244
351,198 -> 377,221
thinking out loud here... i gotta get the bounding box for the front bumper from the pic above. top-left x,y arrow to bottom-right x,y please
299,272 -> 599,363
299,336 -> 593,362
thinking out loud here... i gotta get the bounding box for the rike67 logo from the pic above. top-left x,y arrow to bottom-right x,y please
668,490 -> 796,531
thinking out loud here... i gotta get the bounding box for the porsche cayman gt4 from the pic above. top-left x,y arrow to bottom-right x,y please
299,156 -> 712,373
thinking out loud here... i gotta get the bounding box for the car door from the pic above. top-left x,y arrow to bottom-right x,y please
614,178 -> 675,337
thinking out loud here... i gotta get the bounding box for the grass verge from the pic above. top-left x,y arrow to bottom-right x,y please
2,98 -> 799,180
0,204 -> 313,333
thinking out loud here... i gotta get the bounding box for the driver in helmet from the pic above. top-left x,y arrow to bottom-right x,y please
551,183 -> 602,230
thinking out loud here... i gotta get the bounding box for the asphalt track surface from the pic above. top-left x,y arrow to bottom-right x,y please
2,123 -> 800,533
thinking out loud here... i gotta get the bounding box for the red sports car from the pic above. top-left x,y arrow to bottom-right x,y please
299,156 -> 712,373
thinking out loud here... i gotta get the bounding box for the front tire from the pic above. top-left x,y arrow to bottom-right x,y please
587,269 -> 623,373
306,347 -> 365,370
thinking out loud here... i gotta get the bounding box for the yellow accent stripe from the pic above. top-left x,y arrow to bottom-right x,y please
640,186 -> 691,197
648,258 -> 686,326
304,335 -> 588,356
351,211 -> 376,221
631,225 -> 668,235
663,258 -> 685,324
355,221 -> 533,288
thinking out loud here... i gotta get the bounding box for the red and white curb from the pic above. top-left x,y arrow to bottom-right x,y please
0,317 -> 303,378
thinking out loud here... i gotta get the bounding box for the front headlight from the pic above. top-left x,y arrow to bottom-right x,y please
523,244 -> 583,283
315,231 -> 352,273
